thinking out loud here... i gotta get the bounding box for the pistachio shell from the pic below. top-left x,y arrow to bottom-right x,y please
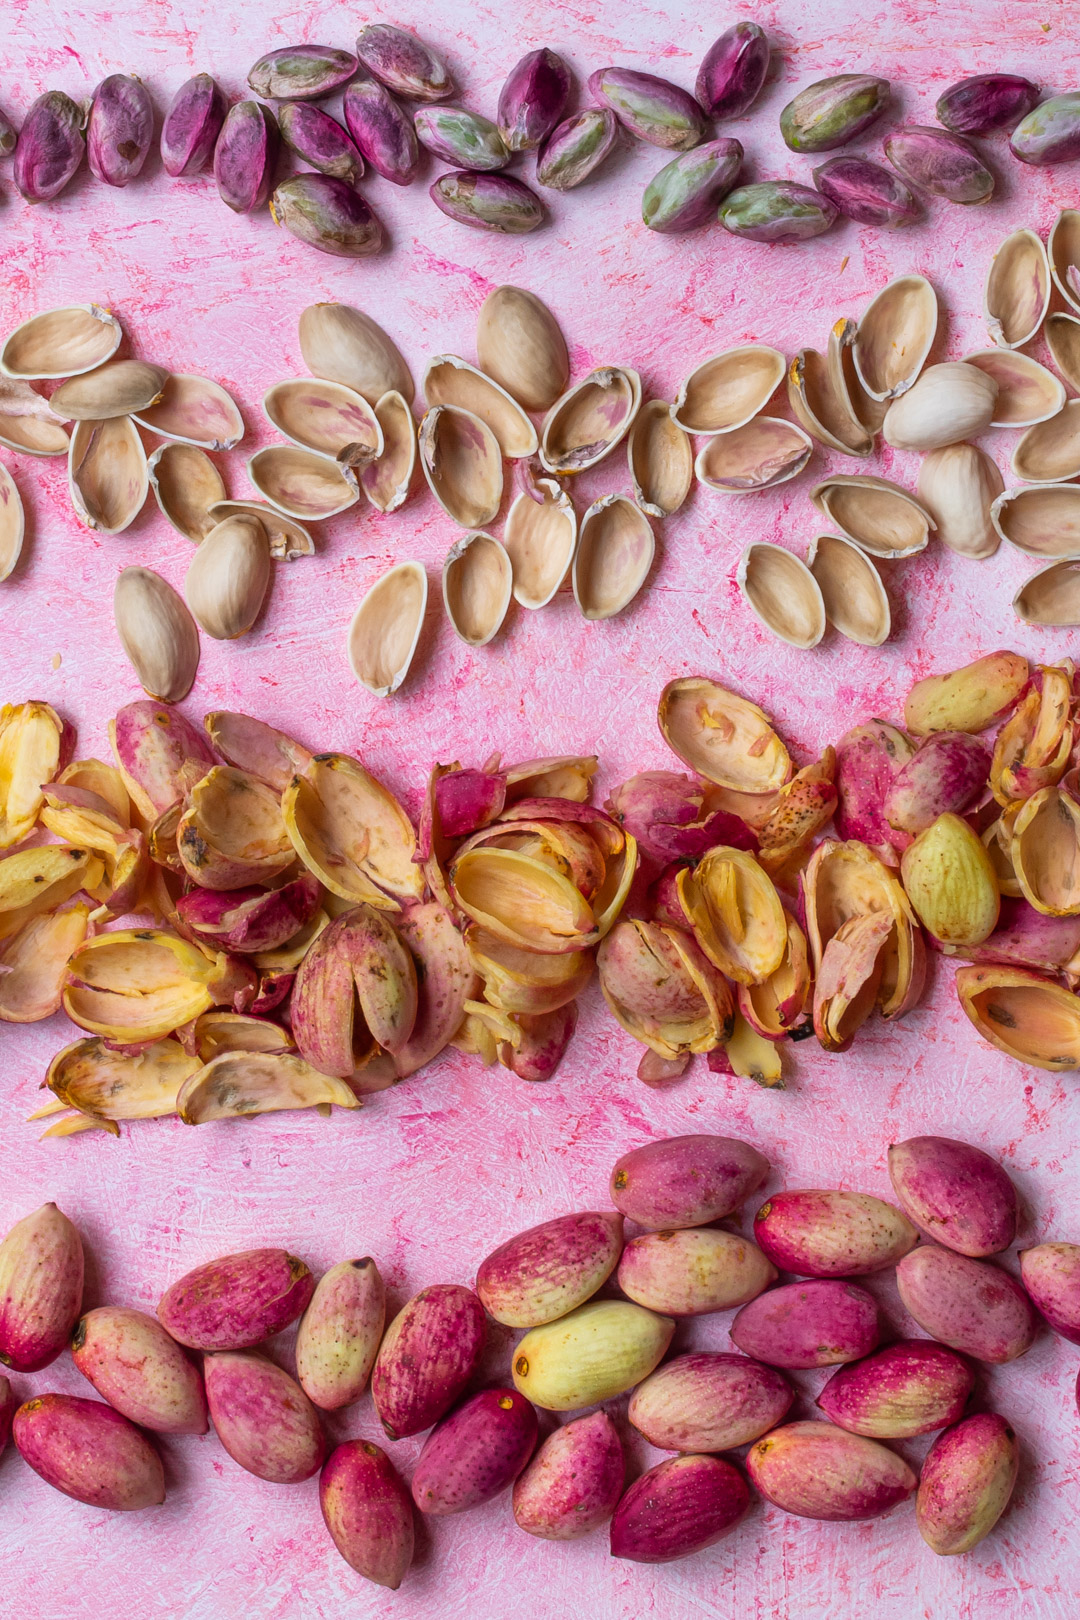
658,677 -> 791,792
503,478 -> 577,609
149,444 -> 227,543
541,367 -> 642,474
807,534 -> 890,646
917,444 -> 1003,560
209,499 -> 313,562
133,374 -> 244,450
573,494 -> 653,621
0,906 -> 90,1023
803,838 -> 922,1020
1012,401 -> 1080,483
990,484 -> 1080,558
853,275 -> 938,401
47,1035 -> 196,1120
0,378 -> 69,457
811,474 -> 933,559
672,346 -> 785,436
184,514 -> 270,640
179,1053 -> 358,1121
347,560 -> 427,697
248,445 -> 358,521
1013,558 -> 1080,626
985,228 -> 1051,349
283,753 -> 422,907
829,315 -> 888,433
678,846 -> 787,985
359,391 -> 416,514
299,304 -> 413,406
476,286 -> 569,413
443,531 -> 512,646
738,543 -> 825,649
957,963 -> 1080,1068
1048,209 -> 1080,317
787,347 -> 873,458
963,349 -> 1065,428
69,416 -> 147,534
419,404 -> 503,528
1010,787 -> 1080,914
627,399 -> 693,517
113,567 -> 199,703
0,464 -> 25,582
450,845 -> 598,955
882,362 -> 998,453
51,360 -> 168,422
424,356 -> 537,459
1,305 -> 122,381
178,766 -> 293,890
263,377 -> 382,463
905,652 -> 1029,736
697,418 -> 813,494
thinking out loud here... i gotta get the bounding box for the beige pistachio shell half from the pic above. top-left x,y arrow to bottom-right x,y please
114,566 -> 200,703
0,378 -> 69,457
503,478 -> 577,609
298,302 -> 413,406
149,443 -> 227,542
1,304 -> 122,380
541,366 -> 642,474
1048,209 -> 1080,318
1046,312 -> 1080,393
811,474 -> 934,558
658,677 -> 791,793
853,274 -> 938,401
573,493 -> 653,621
262,377 -> 383,464
347,559 -> 428,697
184,514 -> 270,640
882,362 -> 997,452
209,499 -> 313,561
1011,788 -> 1080,915
1012,401 -> 1080,483
738,543 -> 825,650
695,417 -> 813,494
829,317 -> 887,434
133,374 -> 244,450
991,484 -> 1080,557
424,355 -> 537,459
476,286 -> 569,413
1013,558 -> 1080,626
51,360 -> 169,421
442,531 -> 513,646
963,350 -> 1065,428
671,345 -> 784,436
0,462 -> 25,582
985,228 -> 1051,349
359,390 -> 416,514
69,416 -> 148,533
807,533 -> 890,646
788,345 -> 873,457
419,403 -> 503,527
627,399 -> 693,517
247,445 -> 359,521
917,443 -> 1003,560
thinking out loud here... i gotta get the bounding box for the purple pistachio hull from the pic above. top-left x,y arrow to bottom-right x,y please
278,103 -> 364,184
817,1339 -> 974,1438
87,75 -> 153,186
607,771 -> 757,861
176,872 -> 321,954
611,1134 -> 770,1229
536,109 -> 619,190
589,67 -> 709,151
731,1279 -> 880,1368
112,698 -> 216,815
213,100 -> 279,213
937,74 -> 1039,135
157,1247 -> 314,1351
343,73 -> 419,185
917,1412 -> 1019,1554
1019,1243 -> 1080,1343
720,180 -> 838,242
884,734 -> 991,836
885,125 -> 995,204
512,1411 -> 624,1539
642,138 -> 743,233
753,1189 -> 918,1277
13,91 -> 85,202
204,1352 -> 326,1483
295,1257 -> 386,1410
896,1247 -> 1036,1363
888,1135 -> 1018,1256
476,1210 -> 623,1327
411,1387 -> 538,1515
247,45 -> 358,101
271,174 -> 384,258
618,1227 -> 776,1316
160,73 -> 227,178
372,1284 -> 486,1439
950,898 -> 1080,976
321,1439 -> 415,1589
0,108 -> 15,156
0,1202 -> 84,1373
611,1455 -> 749,1563
498,48 -> 572,152
502,1003 -> 577,1080
14,1394 -> 165,1510
748,1421 -> 916,1520
72,1307 -> 208,1434
430,171 -> 546,234
629,1351 -> 793,1452
696,22 -> 770,120
813,156 -> 922,228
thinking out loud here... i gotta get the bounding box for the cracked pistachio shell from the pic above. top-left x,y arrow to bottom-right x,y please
150,443 -> 227,542
1,304 -> 121,381
248,45 -> 357,101
415,105 -> 509,170
13,91 -> 84,202
300,304 -> 412,407
938,74 -> 1039,135
477,287 -> 568,414
573,494 -> 653,621
589,67 -> 708,151
699,418 -> 813,494
283,753 -> 422,909
737,543 -> 825,649
807,534 -> 890,646
419,404 -> 503,527
811,475 -> 934,559
213,101 -> 279,214
210,501 -> 312,562
1049,211 -> 1080,318
986,228 -> 1051,349
696,22 -> 770,120
443,531 -> 512,646
787,340 -> 873,457
628,399 -> 692,517
263,377 -> 382,462
904,652 -> 1029,736
1012,400 -> 1080,484
643,138 -> 742,233
853,274 -> 938,400
513,1300 -> 674,1410
132,373 -> 243,451
537,108 -> 619,190
360,392 -> 416,513
503,478 -> 577,609
247,445 -> 358,521
0,108 -> 15,155
965,350 -> 1065,428
52,360 -> 168,422
812,155 -> 921,228
990,484 -> 1080,557
69,416 -> 148,533
347,559 -> 427,697
781,74 -> 890,153
720,181 -> 837,242
956,963 -> 1080,1069
161,73 -> 226,176
1011,93 -> 1080,165
114,568 -> 199,703
430,170 -> 545,234
355,23 -> 453,102
277,103 -> 363,184
1013,558 -> 1080,627
343,73 -> 419,186
658,677 -> 790,792
673,345 -> 783,436
542,367 -> 641,472
0,378 -> 69,458
424,355 -> 537,458
184,513 -> 270,640
87,75 -> 153,187
177,765 -> 293,890
291,904 -> 418,1077
0,464 -> 25,582
178,1051 -> 358,1122
885,125 -> 995,204
498,48 -> 572,152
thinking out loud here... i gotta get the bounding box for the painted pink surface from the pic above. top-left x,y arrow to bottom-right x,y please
1,2 -> 1079,1615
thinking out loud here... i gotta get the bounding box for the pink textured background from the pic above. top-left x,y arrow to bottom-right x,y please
2,2 -> 1080,1615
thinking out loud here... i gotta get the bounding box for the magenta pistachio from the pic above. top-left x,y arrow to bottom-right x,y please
0,1203 -> 84,1373
498,48 -> 571,152
812,155 -> 921,228
753,1190 -> 918,1277
160,73 -> 227,177
355,23 -> 454,102
1018,1244 -> 1080,1343
618,1228 -> 776,1316
1010,93 -> 1080,164
747,1421 -> 916,1520
780,74 -> 890,153
476,1211 -> 623,1328
248,45 -> 358,101
588,67 -> 708,151
895,1247 -> 1036,1363
696,22 -> 770,120
71,1307 -> 208,1435
610,1134 -> 769,1229
321,1439 -> 415,1590
536,108 -> 619,189
642,137 -> 743,233
414,105 -> 509,170
86,74 -> 153,187
157,1247 -> 314,1351
13,1393 -> 165,1510
277,103 -> 364,183
720,180 -> 838,242
204,1351 -> 326,1483
608,771 -> 756,861
271,174 -> 383,257
430,170 -> 545,233
817,1340 -> 974,1438
888,1136 -> 1018,1256
213,100 -> 279,213
917,1412 -> 1019,1554
884,734 -> 991,836
411,1387 -> 538,1516
884,125 -> 995,204
343,73 -> 419,185
503,1003 -> 578,1082
936,73 -> 1039,135
176,872 -> 321,955
610,1455 -> 749,1563
13,91 -> 85,203
629,1351 -> 793,1452
731,1279 -> 881,1368
512,1411 -> 624,1540
290,906 -> 417,1077
372,1284 -> 486,1440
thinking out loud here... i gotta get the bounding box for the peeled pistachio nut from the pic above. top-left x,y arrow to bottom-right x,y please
918,444 -> 1003,560
14,1394 -> 165,1510
882,362 -> 998,453
213,100 -> 279,213
343,73 -> 419,186
1011,93 -> 1080,165
114,567 -> 200,703
161,73 -> 227,177
696,22 -> 770,120
780,74 -> 890,153
536,108 -> 619,190
278,103 -> 364,183
271,174 -> 383,259
498,48 -> 571,152
184,514 -> 270,640
52,360 -> 168,422
477,287 -> 568,413
812,156 -> 921,228
13,91 -> 85,202
589,66 -> 708,151
885,125 -> 995,204
0,1203 -> 84,1372
512,1300 -> 674,1410
720,181 -> 838,242
938,74 -> 1039,135
355,23 -> 453,102
643,138 -> 742,233
248,44 -> 357,100
86,74 -> 153,187
415,105 -> 509,170
430,170 -> 545,234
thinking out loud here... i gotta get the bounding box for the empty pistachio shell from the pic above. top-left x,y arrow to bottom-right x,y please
957,963 -> 1080,1069
184,515 -> 270,641
160,73 -> 227,177
277,103 -> 364,184
985,229 -> 1050,350
1,304 -> 122,381
780,74 -> 890,153
355,23 -> 453,102
812,156 -> 921,228
248,44 -> 358,101
573,495 -> 653,621
476,287 -> 568,415
114,568 -> 200,703
990,484 -> 1080,558
69,416 -> 148,533
964,349 -> 1065,428
442,532 -> 512,646
1048,210 -> 1080,318
343,73 -> 419,186
853,274 -> 938,401
938,74 -> 1039,135
811,474 -> 934,558
737,544 -> 825,650
673,346 -> 784,436
213,100 -> 279,214
263,378 -> 382,463
658,677 -> 791,793
696,417 -> 812,493
347,560 -> 428,697
503,478 -> 577,608
0,378 -> 70,457
149,443 -> 227,542
536,108 -> 619,190
642,139 -> 743,233
628,400 -> 693,517
1012,401 -> 1080,483
360,391 -> 416,513
1011,93 -> 1080,165
271,174 -> 383,259
0,464 -> 25,583
132,374 -> 243,450
882,362 -> 998,453
300,304 -> 412,407
1013,558 -> 1080,626
424,356 -> 537,459
498,48 -> 572,152
1010,788 -> 1080,915
419,404 -> 503,528
87,74 -> 153,187
917,444 -> 1003,560
13,91 -> 85,202
180,1052 -> 358,1122
414,105 -> 509,170
885,125 -> 995,204
697,22 -> 770,120
51,360 -> 168,422
430,170 -> 545,234
208,500 -> 313,562
807,534 -> 890,646
541,367 -> 641,473
247,445 -> 358,521
787,345 -> 873,458
720,181 -> 838,242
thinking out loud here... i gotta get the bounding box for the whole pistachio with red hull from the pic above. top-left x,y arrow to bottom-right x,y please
629,1351 -> 793,1452
0,1377 -> 15,1453
14,1393 -> 165,1510
512,1411 -> 624,1539
747,1421 -> 916,1520
896,1246 -> 1036,1362
610,1134 -> 769,1229
884,733 -> 991,835
610,1455 -> 749,1563
817,1339 -> 974,1438
618,1227 -> 776,1316
321,1439 -> 415,1589
72,1307 -> 208,1434
0,1202 -> 84,1373
1018,1244 -> 1080,1343
157,1247 -> 314,1351
204,1351 -> 326,1482
731,1279 -> 880,1368
476,1211 -> 623,1328
888,1136 -> 1018,1256
753,1190 -> 918,1277
372,1284 -> 485,1439
411,1387 -> 538,1515
917,1412 -> 1019,1553
296,1258 -> 386,1409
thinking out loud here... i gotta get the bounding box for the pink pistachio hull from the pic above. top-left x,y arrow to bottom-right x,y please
731,1280 -> 881,1368
0,1202 -> 84,1373
476,1211 -> 623,1327
617,1228 -> 776,1316
321,1439 -> 415,1589
610,1134 -> 770,1229
817,1339 -> 974,1437
295,1258 -> 386,1409
916,1412 -> 1020,1554
753,1189 -> 918,1277
14,1393 -> 165,1510
1019,1243 -> 1080,1343
896,1247 -> 1036,1363
204,1351 -> 326,1483
158,1247 -> 315,1350
610,1455 -> 750,1562
411,1387 -> 538,1515
629,1351 -> 793,1452
888,1136 -> 1019,1256
372,1284 -> 486,1439
72,1306 -> 208,1434
512,1411 -> 624,1540
747,1421 -> 916,1520
0,1375 -> 16,1454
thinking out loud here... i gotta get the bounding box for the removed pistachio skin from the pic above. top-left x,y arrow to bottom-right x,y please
247,45 -> 358,102
643,138 -> 742,233
13,91 -> 85,203
271,175 -> 383,258
430,171 -> 545,235
343,73 -> 419,186
589,67 -> 708,151
884,126 -> 995,204
1011,93 -> 1080,165
780,75 -> 890,154
414,106 -> 509,171
537,108 -> 619,190
720,181 -> 838,243
278,104 -> 364,184
86,75 -> 153,187
213,101 -> 279,214
937,74 -> 1039,135
813,156 -> 921,228
161,73 -> 227,177
696,22 -> 770,120
498,49 -> 571,152
355,23 -> 454,103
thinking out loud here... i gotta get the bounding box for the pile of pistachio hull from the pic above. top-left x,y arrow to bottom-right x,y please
3,1129 -> 1077,1575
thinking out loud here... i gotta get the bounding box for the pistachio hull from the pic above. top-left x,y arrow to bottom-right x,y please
780,74 -> 890,153
430,171 -> 545,234
296,1259 -> 386,1409
813,156 -> 921,228
618,1228 -> 776,1316
885,125 -> 995,204
320,1439 -> 415,1589
372,1284 -> 485,1439
14,1394 -> 165,1510
204,1352 -> 326,1482
411,1388 -> 537,1515
0,1203 -> 84,1373
71,1307 -> 207,1434
731,1280 -> 880,1368
610,1134 -> 769,1229
87,75 -> 153,186
1019,1243 -> 1080,1342
817,1340 -> 974,1438
13,91 -> 85,202
753,1190 -> 918,1277
937,74 -> 1039,135
271,174 -> 383,257
917,1413 -> 1019,1554
1011,93 -> 1080,165
611,1455 -> 749,1563
696,22 -> 769,119
629,1351 -> 793,1452
0,1376 -> 15,1454
905,652 -> 1029,736
888,1136 -> 1018,1256
896,1247 -> 1036,1363
498,48 -> 571,151
536,109 -> 619,190
720,181 -> 838,242
747,1421 -> 916,1520
512,1411 -> 624,1539
161,73 -> 227,176
177,874 -> 321,955
213,100 -> 279,213
589,67 -> 707,151
642,139 -> 742,233
343,74 -> 419,185
111,698 -> 214,819
884,733 -> 991,835
476,1211 -> 623,1328
512,1300 -> 674,1410
157,1247 -> 315,1351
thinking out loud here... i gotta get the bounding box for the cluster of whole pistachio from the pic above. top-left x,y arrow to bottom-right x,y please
2,1131 -> 1078,1574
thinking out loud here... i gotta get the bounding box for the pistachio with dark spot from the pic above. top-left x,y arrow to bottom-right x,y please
86,75 -> 153,187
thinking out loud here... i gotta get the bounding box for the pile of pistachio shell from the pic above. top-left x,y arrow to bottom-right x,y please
2,1130 -> 1078,1574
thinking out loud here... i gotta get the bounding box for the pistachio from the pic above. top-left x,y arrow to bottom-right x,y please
419,404 -> 503,528
414,105 -> 509,170
503,476 -> 577,608
659,677 -> 791,792
424,355 -> 537,459
807,534 -> 890,646
696,22 -> 770,119
853,274 -> 938,401
430,170 -> 545,234
284,754 -> 423,908
885,125 -> 995,204
673,345 -> 784,436
1010,787 -> 1080,915
149,444 -> 226,543
811,474 -> 934,559
882,362 -> 998,452
343,73 -> 419,186
697,417 -> 812,494
13,91 -> 85,202
497,49 -> 572,152
542,366 -> 641,472
442,532 -> 512,646
720,181 -> 838,242
1012,401 -> 1080,484
964,349 -> 1064,427
0,378 -> 70,458
990,484 -> 1080,558
573,494 -> 654,621
114,567 -> 200,703
985,229 -> 1051,349
247,445 -> 358,521
937,74 -> 1039,134
347,560 -> 428,697
213,101 -> 279,214
642,139 -> 742,233
86,74 -> 153,187
1,304 -> 122,381
1011,93 -> 1080,165
263,378 -> 382,463
917,1413 -> 1020,1557
184,514 -> 270,641
133,373 -> 243,450
628,400 -> 692,517
360,391 -> 416,513
780,74 -> 890,153
354,23 -> 453,102
1013,559 -> 1080,627
160,73 -> 227,177
0,465 -> 25,583
476,286 -> 569,414
901,814 -> 1001,945
51,360 -> 168,422
209,500 -> 312,562
905,652 -> 1029,736
536,108 -> 619,190
299,303 -> 412,407
0,108 -> 15,155
787,343 -> 873,458
957,962 -> 1080,1069
589,66 -> 708,151
69,416 -> 148,533
917,444 -> 1003,560
248,45 -> 358,101
1048,211 -> 1080,319
738,543 -> 826,649
812,156 -> 921,228
277,104 -> 364,184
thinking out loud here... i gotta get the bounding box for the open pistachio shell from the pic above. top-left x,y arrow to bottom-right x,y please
1046,312 -> 1080,392
853,275 -> 938,401
62,929 -> 236,1042
248,445 -> 358,521
991,484 -> 1080,558
672,347 -> 784,437
69,416 -> 148,534
0,379 -> 69,457
178,766 -> 293,890
627,400 -> 692,517
347,560 -> 427,697
658,678 -> 791,793
540,367 -> 641,474
0,463 -> 25,582
678,847 -> 786,986
0,701 -> 65,849
917,444 -> 1003,560
443,532 -> 512,646
696,418 -> 812,494
807,534 -> 890,646
738,544 -> 825,650
829,317 -> 888,435
424,356 -> 537,459
804,839 -> 922,1020
419,404 -> 503,528
262,378 -> 383,464
788,348 -> 873,458
1048,209 -> 1080,317
956,963 -> 1080,1069
283,753 -> 422,908
451,846 -> 598,955
573,494 -> 653,621
503,479 -> 577,609
132,375 -> 243,451
1013,559 -> 1080,626
985,229 -> 1051,349
882,363 -> 998,453
149,444 -> 226,542
47,1035 -> 197,1120
192,1012 -> 293,1061
178,1051 -> 360,1123
1,305 -> 122,380
0,906 -> 90,1023
298,303 -> 413,407
51,360 -> 168,422
963,350 -> 1065,428
476,286 -> 569,413
990,667 -> 1072,804
811,475 -> 934,559
1012,402 -> 1080,483
467,926 -> 592,1015
1009,787 -> 1080,914
208,500 -> 313,562
359,391 -> 416,514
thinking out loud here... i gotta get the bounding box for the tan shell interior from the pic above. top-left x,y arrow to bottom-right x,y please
443,532 -> 512,645
348,560 -> 427,696
628,399 -> 693,516
739,544 -> 825,649
249,445 -> 357,519
361,391 -> 416,513
189,767 -> 291,864
573,495 -> 653,621
674,346 -> 784,434
425,356 -> 537,459
503,483 -> 577,609
964,350 -> 1065,427
1047,313 -> 1080,394
0,463 -> 25,581
830,318 -> 888,433
263,378 -> 382,460
808,534 -> 890,646
420,405 -> 503,528
1014,790 -> 1080,913
964,978 -> 1080,1066
789,347 -> 872,456
853,275 -> 937,399
658,678 -> 791,792
150,443 -> 227,542
1049,208 -> 1080,317
994,486 -> 1080,557
697,418 -> 811,493
134,373 -> 244,449
1013,401 -> 1080,483
814,477 -> 931,557
70,416 -> 148,533
986,229 -> 1050,348
1,305 -> 122,379
0,410 -> 69,456
1014,561 -> 1080,627
209,499 -> 313,561
541,368 -> 639,472
51,360 -> 169,421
